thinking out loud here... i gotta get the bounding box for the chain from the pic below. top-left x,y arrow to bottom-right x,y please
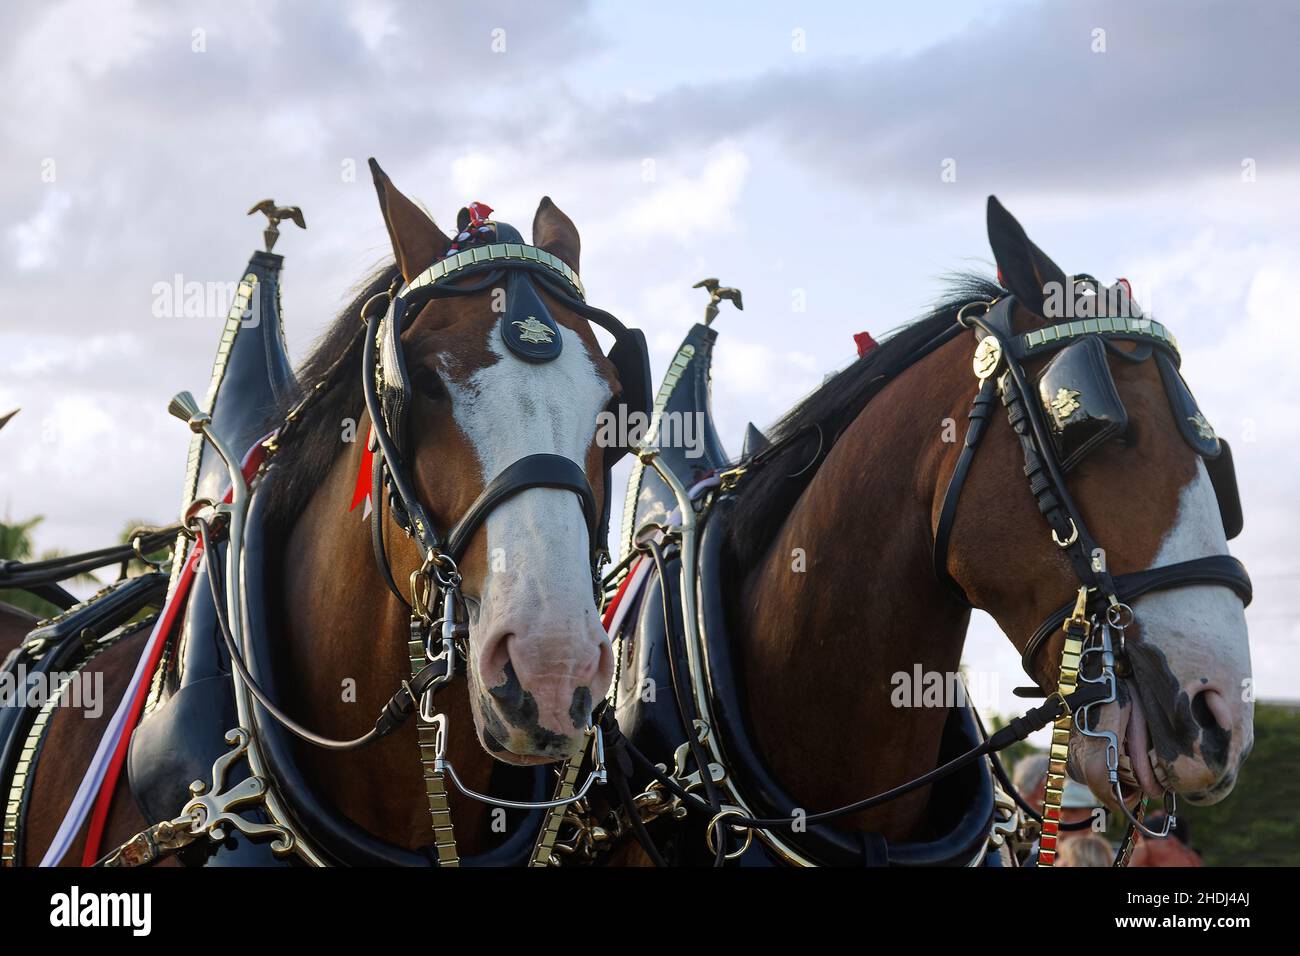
1114,804 -> 1143,867
408,583 -> 461,866
1038,587 -> 1089,867
530,757 -> 586,867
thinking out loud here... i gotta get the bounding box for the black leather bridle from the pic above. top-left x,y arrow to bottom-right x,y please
359,221 -> 652,606
185,223 -> 654,755
932,292 -> 1253,688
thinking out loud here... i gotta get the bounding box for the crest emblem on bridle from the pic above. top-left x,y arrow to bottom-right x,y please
1188,412 -> 1216,441
1049,387 -> 1082,422
973,337 -> 1003,380
512,317 -> 555,345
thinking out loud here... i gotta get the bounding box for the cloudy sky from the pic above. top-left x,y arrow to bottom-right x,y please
1,0 -> 1296,715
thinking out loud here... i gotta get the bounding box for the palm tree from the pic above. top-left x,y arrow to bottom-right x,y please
1,515 -> 65,617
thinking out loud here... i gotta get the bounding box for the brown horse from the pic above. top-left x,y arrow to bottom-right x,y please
14,166 -> 624,863
725,198 -> 1251,846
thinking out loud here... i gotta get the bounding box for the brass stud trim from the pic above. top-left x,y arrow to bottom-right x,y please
402,242 -> 585,302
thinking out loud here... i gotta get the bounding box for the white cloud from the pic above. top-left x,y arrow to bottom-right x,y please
6,0 -> 163,110
347,0 -> 399,52
617,144 -> 750,240
8,189 -> 73,270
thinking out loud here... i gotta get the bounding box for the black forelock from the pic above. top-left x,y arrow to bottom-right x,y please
258,260 -> 402,538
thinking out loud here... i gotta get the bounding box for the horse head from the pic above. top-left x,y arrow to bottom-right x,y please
368,163 -> 623,765
944,198 -> 1251,810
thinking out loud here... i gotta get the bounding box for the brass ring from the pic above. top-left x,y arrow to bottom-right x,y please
704,807 -> 754,860
410,568 -> 434,621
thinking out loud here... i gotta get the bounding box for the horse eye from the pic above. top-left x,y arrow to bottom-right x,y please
413,365 -> 445,400
1116,421 -> 1139,448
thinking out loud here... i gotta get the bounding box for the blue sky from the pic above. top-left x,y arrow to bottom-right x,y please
1,0 -> 1296,716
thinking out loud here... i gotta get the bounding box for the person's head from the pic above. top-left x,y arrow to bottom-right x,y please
1059,777 -> 1102,831
1058,834 -> 1113,867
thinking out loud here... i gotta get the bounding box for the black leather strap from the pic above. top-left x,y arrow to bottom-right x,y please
372,654 -> 454,738
444,453 -> 597,562
369,450 -> 410,607
933,377 -> 998,599
242,472 -> 551,867
362,311 -> 442,561
1020,554 -> 1253,681
999,367 -> 1115,596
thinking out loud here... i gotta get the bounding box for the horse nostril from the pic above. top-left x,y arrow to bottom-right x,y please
1191,688 -> 1231,734
480,631 -> 513,680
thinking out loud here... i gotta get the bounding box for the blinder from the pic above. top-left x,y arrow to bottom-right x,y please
375,294 -> 416,469
1155,350 -> 1220,458
1037,336 -> 1128,472
1153,350 -> 1244,539
363,214 -> 653,598
1025,314 -> 1241,541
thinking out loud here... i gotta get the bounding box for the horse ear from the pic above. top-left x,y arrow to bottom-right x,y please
533,196 -> 580,272
986,196 -> 1068,316
369,158 -> 451,283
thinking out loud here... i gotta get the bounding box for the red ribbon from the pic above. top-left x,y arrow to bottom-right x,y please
601,556 -> 643,632
854,331 -> 879,357
350,427 -> 375,513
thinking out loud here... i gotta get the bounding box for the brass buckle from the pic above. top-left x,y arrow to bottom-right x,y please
1052,518 -> 1079,548
1050,689 -> 1074,719
718,465 -> 747,492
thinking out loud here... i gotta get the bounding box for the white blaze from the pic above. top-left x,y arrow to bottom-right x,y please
442,322 -> 611,676
1131,459 -> 1251,686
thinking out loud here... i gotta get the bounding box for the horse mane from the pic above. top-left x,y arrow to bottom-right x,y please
726,273 -> 1006,571
259,260 -> 402,538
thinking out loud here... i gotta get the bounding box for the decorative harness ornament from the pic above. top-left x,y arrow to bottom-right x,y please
513,316 -> 557,344
1048,386 -> 1082,422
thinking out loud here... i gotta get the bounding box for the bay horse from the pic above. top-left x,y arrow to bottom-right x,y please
714,197 -> 1251,853
10,164 -> 632,864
